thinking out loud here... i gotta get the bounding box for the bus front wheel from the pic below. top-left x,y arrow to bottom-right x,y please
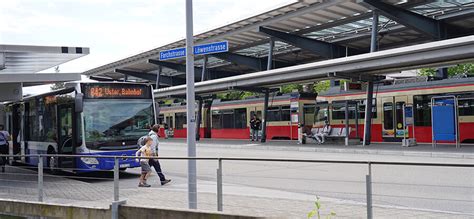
47,148 -> 59,174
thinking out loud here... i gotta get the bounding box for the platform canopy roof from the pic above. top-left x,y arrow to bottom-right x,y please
0,44 -> 89,86
83,0 -> 474,87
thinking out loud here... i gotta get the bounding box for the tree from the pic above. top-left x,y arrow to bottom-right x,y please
314,80 -> 330,93
281,84 -> 302,93
419,63 -> 474,77
280,80 -> 331,94
216,91 -> 255,100
213,80 -> 332,101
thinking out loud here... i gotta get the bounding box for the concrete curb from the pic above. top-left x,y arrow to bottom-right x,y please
164,141 -> 472,159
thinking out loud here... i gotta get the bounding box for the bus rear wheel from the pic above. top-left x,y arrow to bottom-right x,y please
46,149 -> 59,174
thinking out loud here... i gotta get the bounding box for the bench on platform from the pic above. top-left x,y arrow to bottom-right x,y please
303,127 -> 352,144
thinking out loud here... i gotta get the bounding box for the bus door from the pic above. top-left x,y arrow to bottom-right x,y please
11,104 -> 22,158
381,96 -> 408,140
57,104 -> 75,169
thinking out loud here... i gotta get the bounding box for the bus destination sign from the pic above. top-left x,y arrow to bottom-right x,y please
83,84 -> 151,99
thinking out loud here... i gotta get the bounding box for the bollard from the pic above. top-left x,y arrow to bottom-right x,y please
111,157 -> 126,219
38,155 -> 43,202
114,157 -> 119,201
366,163 -> 373,219
217,158 -> 223,211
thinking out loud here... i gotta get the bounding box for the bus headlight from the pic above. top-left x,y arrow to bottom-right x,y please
81,157 -> 99,165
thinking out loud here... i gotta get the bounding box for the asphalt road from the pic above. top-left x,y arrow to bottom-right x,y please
29,140 -> 471,216
142,141 -> 474,215
2,140 -> 472,217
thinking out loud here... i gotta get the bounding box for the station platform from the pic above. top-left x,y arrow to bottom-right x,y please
160,138 -> 474,159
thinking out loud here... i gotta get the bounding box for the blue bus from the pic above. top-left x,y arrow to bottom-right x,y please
4,82 -> 156,172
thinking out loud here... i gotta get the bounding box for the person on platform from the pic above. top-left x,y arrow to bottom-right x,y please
315,120 -> 331,144
250,115 -> 261,141
163,123 -> 169,139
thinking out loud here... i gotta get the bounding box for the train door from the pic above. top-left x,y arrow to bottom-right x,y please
381,96 -> 408,141
395,96 -> 408,138
165,114 -> 174,137
203,101 -> 212,138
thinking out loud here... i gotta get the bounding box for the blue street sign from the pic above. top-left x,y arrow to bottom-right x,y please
159,47 -> 186,61
193,41 -> 228,55
159,41 -> 228,60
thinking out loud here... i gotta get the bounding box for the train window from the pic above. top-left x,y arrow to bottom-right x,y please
175,112 -> 186,129
250,111 -> 262,119
166,116 -> 173,129
383,103 -> 394,130
315,105 -> 329,122
267,106 -> 281,122
158,114 -> 164,125
281,106 -> 291,121
356,99 -> 377,119
459,99 -> 474,116
222,110 -> 235,128
212,108 -> 247,129
211,110 -> 222,129
303,104 -> 315,125
234,108 -> 247,129
331,101 -> 356,120
413,95 -> 432,126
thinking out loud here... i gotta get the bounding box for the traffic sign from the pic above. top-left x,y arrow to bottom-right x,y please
159,41 -> 228,60
193,41 -> 228,55
159,47 -> 186,61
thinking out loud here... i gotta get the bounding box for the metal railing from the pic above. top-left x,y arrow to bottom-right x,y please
0,154 -> 473,219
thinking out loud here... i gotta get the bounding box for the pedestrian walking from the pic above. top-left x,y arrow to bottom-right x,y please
136,136 -> 153,187
250,115 -> 261,141
0,125 -> 11,173
148,124 -> 171,185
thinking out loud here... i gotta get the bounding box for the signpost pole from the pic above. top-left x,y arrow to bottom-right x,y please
403,104 -> 406,146
186,0 -> 197,209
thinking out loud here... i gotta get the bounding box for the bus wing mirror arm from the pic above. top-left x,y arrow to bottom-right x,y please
75,93 -> 84,113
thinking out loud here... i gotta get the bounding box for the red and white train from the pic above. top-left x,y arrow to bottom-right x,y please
157,77 -> 474,143
158,93 -> 316,140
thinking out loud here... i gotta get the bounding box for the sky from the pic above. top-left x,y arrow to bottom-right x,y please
0,0 -> 295,94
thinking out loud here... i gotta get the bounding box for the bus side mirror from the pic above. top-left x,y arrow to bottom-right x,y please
75,93 -> 84,113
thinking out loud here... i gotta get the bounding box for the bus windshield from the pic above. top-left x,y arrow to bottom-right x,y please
83,99 -> 154,150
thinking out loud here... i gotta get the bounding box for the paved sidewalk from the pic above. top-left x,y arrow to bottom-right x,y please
0,166 -> 472,218
161,138 -> 474,159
